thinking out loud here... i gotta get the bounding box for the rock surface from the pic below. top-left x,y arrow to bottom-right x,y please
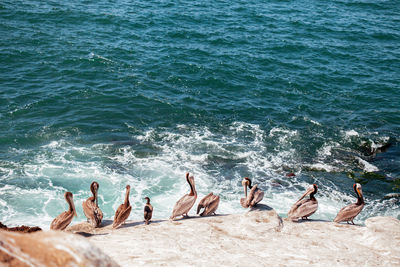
2,208 -> 399,266
67,205 -> 399,266
0,230 -> 119,267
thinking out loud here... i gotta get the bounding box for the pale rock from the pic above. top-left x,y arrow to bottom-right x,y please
0,230 -> 119,267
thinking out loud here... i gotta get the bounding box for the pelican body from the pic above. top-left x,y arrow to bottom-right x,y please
197,192 -> 220,216
288,184 -> 318,221
170,173 -> 197,220
240,177 -> 264,208
144,197 -> 153,225
334,183 -> 365,225
113,185 -> 132,229
82,181 -> 103,227
50,192 -> 77,230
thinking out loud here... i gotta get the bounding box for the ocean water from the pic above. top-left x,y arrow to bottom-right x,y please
0,0 -> 399,229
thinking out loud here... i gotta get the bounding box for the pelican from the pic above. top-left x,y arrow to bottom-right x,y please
50,192 -> 77,230
82,181 -> 103,227
144,197 -> 153,225
287,184 -> 318,221
170,173 -> 197,220
197,192 -> 220,216
334,183 -> 365,225
240,177 -> 264,208
112,185 -> 132,229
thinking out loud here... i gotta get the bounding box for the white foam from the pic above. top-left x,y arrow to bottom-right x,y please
0,122 -> 396,229
345,130 -> 359,138
356,157 -> 379,172
302,116 -> 321,126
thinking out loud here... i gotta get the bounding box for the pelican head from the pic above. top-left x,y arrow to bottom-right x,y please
90,181 -> 99,194
297,184 -> 318,201
354,183 -> 363,198
243,177 -> 252,188
126,184 -> 131,190
306,184 -> 318,194
90,181 -> 99,206
241,177 -> 251,197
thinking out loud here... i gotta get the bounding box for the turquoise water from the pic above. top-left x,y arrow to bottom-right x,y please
0,0 -> 399,228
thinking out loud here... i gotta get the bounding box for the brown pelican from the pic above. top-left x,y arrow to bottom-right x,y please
82,181 -> 103,227
197,192 -> 220,216
112,185 -> 132,229
144,197 -> 153,225
170,173 -> 197,220
240,177 -> 264,208
50,192 -> 77,230
287,184 -> 318,221
334,183 -> 365,225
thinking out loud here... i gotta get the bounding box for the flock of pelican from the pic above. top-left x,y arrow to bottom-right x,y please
50,173 -> 365,230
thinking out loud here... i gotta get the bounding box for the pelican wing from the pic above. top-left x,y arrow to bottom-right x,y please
250,188 -> 264,207
201,195 -> 220,216
288,198 -> 308,218
113,204 -> 131,228
171,194 -> 197,219
240,197 -> 249,208
82,198 -> 103,227
288,199 -> 318,220
246,185 -> 263,207
197,193 -> 213,214
334,203 -> 364,223
50,211 -> 74,231
113,204 -> 124,223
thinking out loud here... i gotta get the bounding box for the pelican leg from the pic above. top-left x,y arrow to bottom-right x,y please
346,221 -> 350,224
351,220 -> 355,225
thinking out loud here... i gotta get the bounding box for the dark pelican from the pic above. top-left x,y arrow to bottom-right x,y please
112,185 -> 132,229
170,173 -> 197,220
82,181 -> 103,227
197,192 -> 220,216
287,184 -> 318,221
334,183 -> 365,225
144,197 -> 153,225
50,192 -> 77,230
240,177 -> 264,208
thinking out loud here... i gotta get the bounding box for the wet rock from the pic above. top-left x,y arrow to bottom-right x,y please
0,222 -> 42,233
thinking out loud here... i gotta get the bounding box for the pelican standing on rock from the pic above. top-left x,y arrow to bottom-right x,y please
50,192 -> 77,230
287,184 -> 318,221
113,185 -> 132,229
82,181 -> 103,227
334,183 -> 365,225
170,173 -> 197,220
197,192 -> 220,216
240,177 -> 264,208
144,197 -> 153,225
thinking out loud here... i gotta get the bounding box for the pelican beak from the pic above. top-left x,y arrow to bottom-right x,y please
357,187 -> 363,197
298,186 -> 313,201
95,188 -> 99,207
70,197 -> 77,217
